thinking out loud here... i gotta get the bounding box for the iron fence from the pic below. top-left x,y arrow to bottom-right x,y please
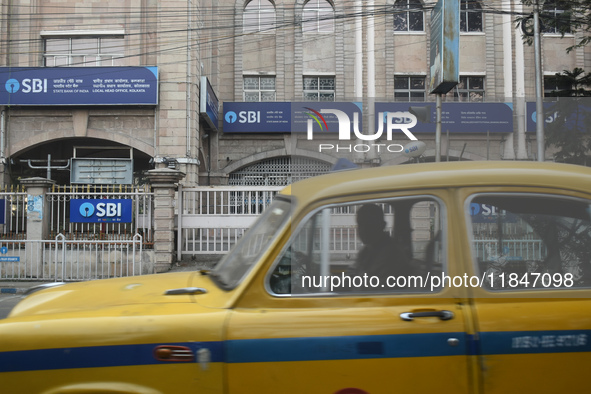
0,234 -> 146,281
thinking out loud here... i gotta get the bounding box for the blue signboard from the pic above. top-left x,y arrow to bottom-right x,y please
470,203 -> 518,223
429,0 -> 459,94
375,102 -> 514,133
70,199 -> 133,223
0,67 -> 158,106
223,102 -> 362,133
526,101 -> 591,132
200,76 -> 219,131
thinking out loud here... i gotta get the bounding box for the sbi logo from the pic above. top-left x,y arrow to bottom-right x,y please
4,78 -> 47,93
225,111 -> 260,124
470,203 -> 505,216
71,199 -> 131,223
79,202 -> 123,218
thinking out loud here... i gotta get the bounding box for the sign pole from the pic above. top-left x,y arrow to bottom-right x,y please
436,94 -> 442,162
533,2 -> 545,161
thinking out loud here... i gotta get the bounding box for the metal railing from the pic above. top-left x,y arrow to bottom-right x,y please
178,186 -> 282,255
0,185 -> 28,239
473,239 -> 546,261
0,234 -> 145,281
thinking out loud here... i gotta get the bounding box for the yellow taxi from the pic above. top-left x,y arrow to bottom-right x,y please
1,161 -> 591,393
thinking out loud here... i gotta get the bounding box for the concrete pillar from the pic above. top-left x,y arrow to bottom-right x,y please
147,168 -> 185,273
21,177 -> 55,241
21,177 -> 55,278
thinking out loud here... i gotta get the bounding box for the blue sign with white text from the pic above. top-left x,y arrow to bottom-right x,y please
470,203 -> 518,223
375,102 -> 514,133
0,67 -> 158,106
200,76 -> 219,131
223,102 -> 363,133
70,199 -> 133,223
526,101 -> 591,133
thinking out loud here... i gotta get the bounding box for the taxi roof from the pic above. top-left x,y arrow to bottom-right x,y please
281,161 -> 591,206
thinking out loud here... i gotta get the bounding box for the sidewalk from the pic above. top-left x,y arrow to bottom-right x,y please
0,281 -> 42,295
0,260 -> 217,295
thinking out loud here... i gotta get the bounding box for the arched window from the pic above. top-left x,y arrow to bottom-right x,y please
303,0 -> 334,33
229,157 -> 332,186
243,0 -> 276,33
393,0 -> 424,32
542,0 -> 571,34
460,0 -> 482,33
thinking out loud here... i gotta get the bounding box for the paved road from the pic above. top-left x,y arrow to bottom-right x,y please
0,293 -> 22,319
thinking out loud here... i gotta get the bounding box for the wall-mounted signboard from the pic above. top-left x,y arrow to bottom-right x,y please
526,100 -> 591,132
223,101 -> 513,134
223,102 -> 362,133
375,102 -> 514,133
0,67 -> 158,106
200,76 -> 219,131
71,158 -> 133,185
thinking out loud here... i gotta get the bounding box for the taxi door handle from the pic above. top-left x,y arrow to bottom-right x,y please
400,310 -> 454,321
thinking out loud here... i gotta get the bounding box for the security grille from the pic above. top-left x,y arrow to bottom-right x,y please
228,156 -> 331,186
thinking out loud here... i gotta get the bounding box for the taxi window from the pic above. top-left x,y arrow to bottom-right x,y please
469,194 -> 591,290
267,196 -> 445,295
211,198 -> 291,290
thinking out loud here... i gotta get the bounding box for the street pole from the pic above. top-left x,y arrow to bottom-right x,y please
435,94 -> 442,162
533,1 -> 545,161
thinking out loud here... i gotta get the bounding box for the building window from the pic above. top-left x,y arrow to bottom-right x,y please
393,0 -> 424,32
44,36 -> 124,67
454,76 -> 484,101
243,0 -> 276,33
229,156 -> 332,186
244,76 -> 276,101
542,0 -> 571,34
544,75 -> 572,97
303,0 -> 334,33
460,0 -> 483,33
303,76 -> 335,101
394,76 -> 426,101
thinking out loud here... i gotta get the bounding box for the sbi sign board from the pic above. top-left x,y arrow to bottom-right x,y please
0,67 -> 158,106
470,203 -> 518,223
223,102 -> 514,135
70,199 -> 133,223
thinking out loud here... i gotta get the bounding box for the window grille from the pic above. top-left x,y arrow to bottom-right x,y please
44,36 -> 125,67
544,75 -> 573,97
302,0 -> 335,33
460,0 -> 483,33
243,0 -> 276,33
393,0 -> 424,32
244,76 -> 276,101
542,0 -> 571,34
395,76 -> 426,101
229,156 -> 332,186
454,76 -> 485,102
303,76 -> 335,101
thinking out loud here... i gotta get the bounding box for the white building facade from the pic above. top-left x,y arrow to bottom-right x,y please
0,0 -> 587,187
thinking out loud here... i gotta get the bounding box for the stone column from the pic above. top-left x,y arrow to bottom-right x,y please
147,168 -> 185,273
21,177 -> 55,278
21,177 -> 55,241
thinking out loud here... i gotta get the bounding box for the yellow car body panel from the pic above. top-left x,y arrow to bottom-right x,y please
1,161 -> 591,393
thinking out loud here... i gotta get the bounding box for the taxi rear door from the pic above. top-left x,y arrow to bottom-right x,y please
463,190 -> 591,394
225,193 -> 476,393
